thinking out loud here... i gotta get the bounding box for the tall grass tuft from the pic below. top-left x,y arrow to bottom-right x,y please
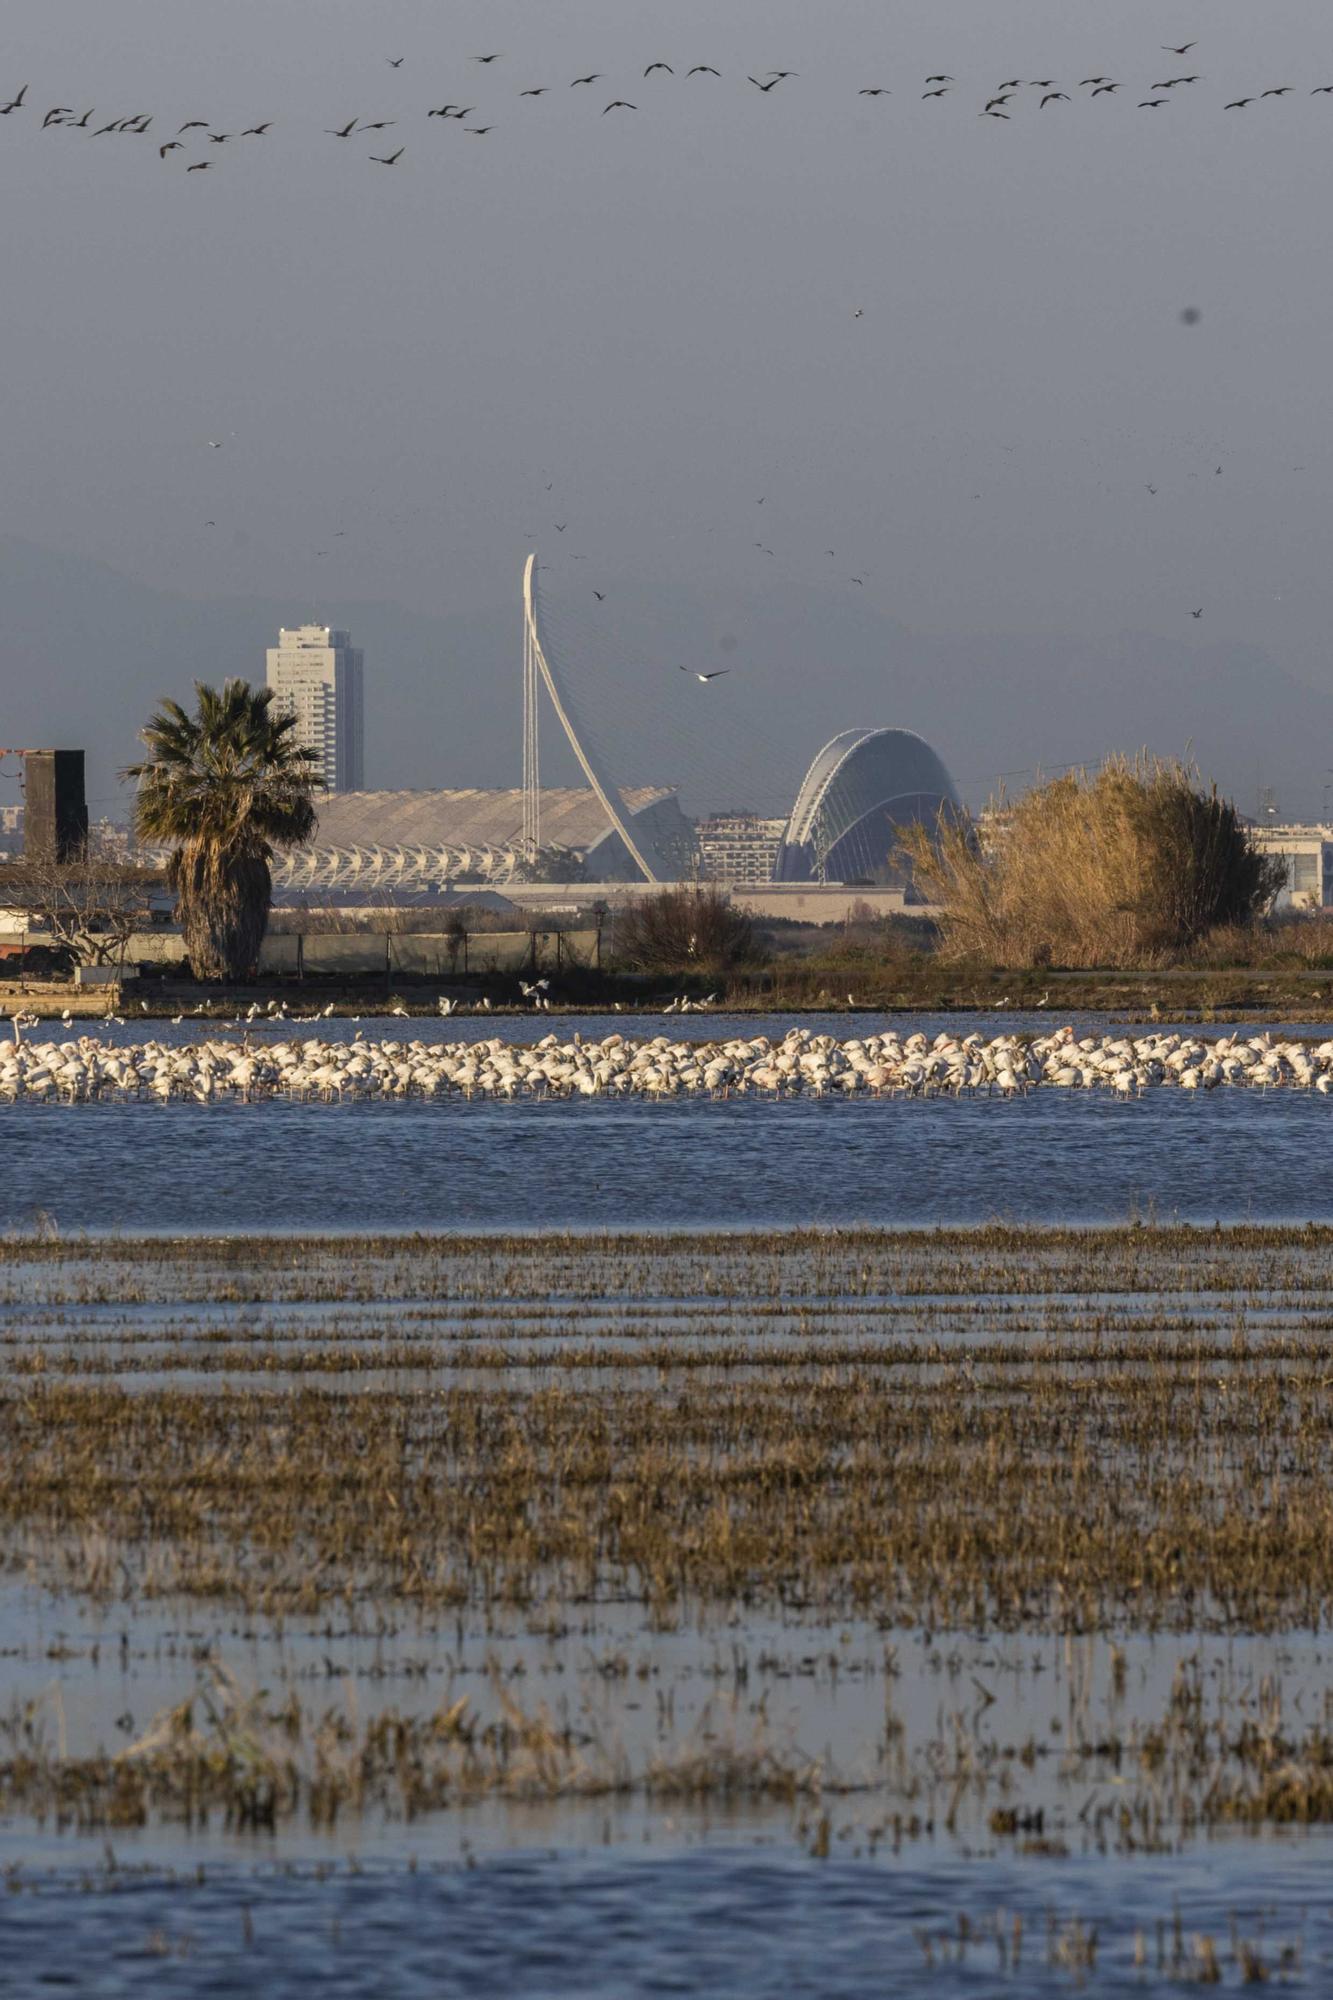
900,754 -> 1285,968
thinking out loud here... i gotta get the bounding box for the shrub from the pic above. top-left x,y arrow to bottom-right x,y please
611,886 -> 759,974
899,755 -> 1285,969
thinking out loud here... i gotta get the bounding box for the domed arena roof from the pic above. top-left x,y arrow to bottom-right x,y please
776,728 -> 961,884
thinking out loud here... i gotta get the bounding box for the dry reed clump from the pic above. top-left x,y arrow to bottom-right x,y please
0,1660 -> 829,1833
899,755 -> 1285,969
5,1225 -> 1333,1632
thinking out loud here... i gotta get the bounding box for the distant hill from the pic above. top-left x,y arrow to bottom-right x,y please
0,536 -> 1316,826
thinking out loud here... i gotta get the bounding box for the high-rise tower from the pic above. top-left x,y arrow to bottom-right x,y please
265,625 -> 364,792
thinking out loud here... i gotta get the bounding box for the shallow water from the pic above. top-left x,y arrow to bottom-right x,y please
0,1841 -> 1325,1997
3,1011 -> 1333,1232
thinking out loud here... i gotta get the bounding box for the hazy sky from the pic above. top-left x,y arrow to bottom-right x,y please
3,0 -> 1333,812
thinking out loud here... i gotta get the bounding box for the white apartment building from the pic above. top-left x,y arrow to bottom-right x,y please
265,625 -> 365,793
697,813 -> 787,886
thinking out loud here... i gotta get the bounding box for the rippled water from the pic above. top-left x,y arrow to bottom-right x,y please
2,1012 -> 1332,1232
0,1843 -> 1326,1997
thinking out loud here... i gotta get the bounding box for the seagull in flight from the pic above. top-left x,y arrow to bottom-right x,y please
748,75 -> 782,91
242,123 -> 271,135
186,160 -> 211,171
1040,92 -> 1070,106
1224,98 -> 1254,109
370,146 -> 404,163
327,117 -> 358,137
1091,83 -> 1120,95
925,74 -> 954,83
603,100 -> 636,112
387,56 -> 404,68
519,88 -> 548,97
159,140 -> 183,156
644,63 -> 673,76
571,74 -> 603,86
859,87 -> 891,96
178,119 -> 209,132
593,590 -> 606,601
680,666 -> 730,681
1191,607 -> 1203,618
472,53 -> 504,64
688,66 -> 721,77
0,85 -> 29,115
922,87 -> 949,98
1162,42 -> 1197,55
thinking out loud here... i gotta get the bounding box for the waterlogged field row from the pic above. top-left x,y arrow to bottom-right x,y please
1,1225 -> 1332,1878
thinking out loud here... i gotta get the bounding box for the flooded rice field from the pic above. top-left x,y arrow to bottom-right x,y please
5,1010 -> 1333,1233
1,1227 -> 1332,1990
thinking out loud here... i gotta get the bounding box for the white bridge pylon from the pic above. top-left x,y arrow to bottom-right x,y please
521,552 -> 660,883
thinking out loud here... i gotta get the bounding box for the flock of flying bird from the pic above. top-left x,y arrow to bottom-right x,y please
3,40 -> 1333,172
5,1024 -> 1333,1103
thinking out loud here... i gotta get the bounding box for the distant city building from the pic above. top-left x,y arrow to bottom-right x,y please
271,787 -> 695,900
265,625 -> 364,793
776,729 -> 961,885
1250,824 -> 1333,911
697,813 -> 787,886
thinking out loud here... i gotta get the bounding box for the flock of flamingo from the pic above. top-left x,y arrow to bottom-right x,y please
3,1023 -> 1332,1103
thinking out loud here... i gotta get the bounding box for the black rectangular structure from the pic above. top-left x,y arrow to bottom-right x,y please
24,750 -> 88,863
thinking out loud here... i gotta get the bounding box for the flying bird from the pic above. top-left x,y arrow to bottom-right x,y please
42,107 -> 72,127
859,87 -> 891,96
644,62 -> 673,76
1311,85 -> 1333,93
1091,83 -> 1120,95
427,104 -> 465,116
687,66 -> 721,77
1191,608 -> 1203,618
554,522 -> 567,532
327,118 -> 358,137
208,132 -> 232,143
1080,77 -> 1110,87
1261,86 -> 1294,96
1041,92 -> 1070,106
465,125 -> 493,135
984,95 -> 1013,109
922,87 -> 949,98
767,71 -> 797,80
1139,99 -> 1168,108
360,119 -> 395,130
593,590 -> 605,601
387,57 -> 404,68
981,110 -> 1010,119
69,110 -> 94,127
848,576 -> 865,585
571,74 -> 603,86
159,140 -> 183,156
186,160 -> 211,171
178,119 -> 209,132
472,54 -> 503,64
519,88 -> 548,97
603,100 -> 636,112
370,147 -> 404,163
242,123 -> 271,135
1224,98 -> 1253,109
925,74 -> 954,83
748,75 -> 782,91
1162,43 -> 1197,55
679,666 -> 730,681
0,85 -> 29,115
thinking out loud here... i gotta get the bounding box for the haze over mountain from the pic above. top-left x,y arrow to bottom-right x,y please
0,535 -> 1314,831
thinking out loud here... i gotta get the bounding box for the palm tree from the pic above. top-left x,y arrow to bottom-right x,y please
124,680 -> 320,982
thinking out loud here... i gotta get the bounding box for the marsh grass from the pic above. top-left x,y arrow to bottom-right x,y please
2,1227 -> 1333,1632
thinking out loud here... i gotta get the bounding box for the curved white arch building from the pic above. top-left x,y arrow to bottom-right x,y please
776,727 -> 961,884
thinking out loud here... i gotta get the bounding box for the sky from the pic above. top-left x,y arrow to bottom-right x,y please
2,0 -> 1333,819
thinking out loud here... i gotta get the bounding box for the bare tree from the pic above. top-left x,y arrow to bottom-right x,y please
0,838 -> 164,970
